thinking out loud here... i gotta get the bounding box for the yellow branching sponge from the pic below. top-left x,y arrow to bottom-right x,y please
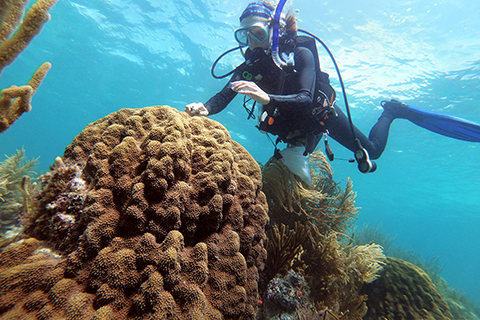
0,0 -> 57,132
1,105 -> 268,319
0,0 -> 57,71
0,61 -> 51,132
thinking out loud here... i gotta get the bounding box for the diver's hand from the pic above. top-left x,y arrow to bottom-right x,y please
231,81 -> 270,105
185,102 -> 209,116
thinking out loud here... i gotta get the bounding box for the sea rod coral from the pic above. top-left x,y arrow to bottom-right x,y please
0,0 -> 57,133
0,105 -> 269,319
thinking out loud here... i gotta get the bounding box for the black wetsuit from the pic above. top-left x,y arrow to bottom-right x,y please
205,44 -> 395,159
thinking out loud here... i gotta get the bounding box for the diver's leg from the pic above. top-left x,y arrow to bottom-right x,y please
367,112 -> 397,159
327,99 -> 480,161
327,105 -> 391,160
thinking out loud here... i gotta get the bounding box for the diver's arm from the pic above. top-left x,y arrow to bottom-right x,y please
230,81 -> 270,105
203,80 -> 238,115
185,102 -> 209,116
265,47 -> 316,111
186,73 -> 238,116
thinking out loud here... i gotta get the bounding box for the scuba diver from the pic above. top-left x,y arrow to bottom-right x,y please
185,1 -> 480,185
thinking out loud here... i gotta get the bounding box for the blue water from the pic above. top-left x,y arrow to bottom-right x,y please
1,0 -> 479,305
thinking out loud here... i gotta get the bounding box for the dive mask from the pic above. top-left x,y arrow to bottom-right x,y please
234,22 -> 270,46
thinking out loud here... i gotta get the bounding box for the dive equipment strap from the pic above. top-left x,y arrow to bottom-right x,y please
243,96 -> 256,120
324,131 -> 334,161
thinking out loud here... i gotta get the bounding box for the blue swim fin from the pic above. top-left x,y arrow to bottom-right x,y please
382,100 -> 480,142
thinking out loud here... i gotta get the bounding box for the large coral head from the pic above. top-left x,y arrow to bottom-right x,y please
11,105 -> 268,319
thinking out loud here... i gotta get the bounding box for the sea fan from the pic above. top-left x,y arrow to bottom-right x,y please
0,148 -> 38,238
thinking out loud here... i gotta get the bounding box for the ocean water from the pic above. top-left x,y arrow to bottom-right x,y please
1,0 -> 479,306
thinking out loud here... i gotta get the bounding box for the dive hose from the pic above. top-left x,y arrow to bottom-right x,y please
297,29 -> 377,173
211,46 -> 244,79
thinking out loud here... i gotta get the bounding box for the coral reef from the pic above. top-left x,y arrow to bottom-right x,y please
360,257 -> 454,320
261,152 -> 384,318
0,0 -> 57,133
435,277 -> 480,320
300,232 -> 382,318
262,152 -> 357,235
261,155 -> 473,319
22,156 -> 87,253
354,223 -> 480,319
263,222 -> 309,279
0,148 -> 38,239
0,105 -> 268,319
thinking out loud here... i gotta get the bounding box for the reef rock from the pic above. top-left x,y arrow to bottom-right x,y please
258,271 -> 312,320
361,257 -> 454,320
0,105 -> 268,319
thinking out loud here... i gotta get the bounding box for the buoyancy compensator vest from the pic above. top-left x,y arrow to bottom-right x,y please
232,47 -> 286,95
256,35 -> 338,153
227,47 -> 287,120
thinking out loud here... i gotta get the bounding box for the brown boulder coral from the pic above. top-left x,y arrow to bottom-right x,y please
0,105 -> 268,319
361,257 -> 454,320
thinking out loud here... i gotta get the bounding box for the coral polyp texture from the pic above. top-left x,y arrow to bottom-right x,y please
0,105 -> 269,319
0,0 -> 57,132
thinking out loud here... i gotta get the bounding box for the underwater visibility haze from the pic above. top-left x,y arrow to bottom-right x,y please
1,0 -> 480,309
